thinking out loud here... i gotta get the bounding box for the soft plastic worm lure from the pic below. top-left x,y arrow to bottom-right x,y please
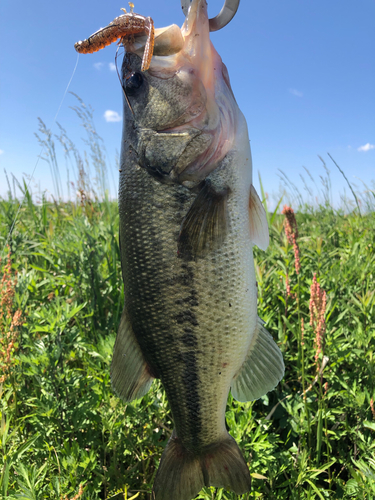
74,3 -> 155,72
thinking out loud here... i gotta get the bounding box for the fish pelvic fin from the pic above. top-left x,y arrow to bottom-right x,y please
178,180 -> 230,260
249,184 -> 269,251
110,308 -> 155,401
153,433 -> 251,500
231,317 -> 285,402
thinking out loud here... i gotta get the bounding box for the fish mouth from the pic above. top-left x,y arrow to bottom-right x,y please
130,0 -> 238,184
130,0 -> 211,60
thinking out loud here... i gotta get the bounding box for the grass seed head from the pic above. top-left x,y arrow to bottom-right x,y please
282,205 -> 300,274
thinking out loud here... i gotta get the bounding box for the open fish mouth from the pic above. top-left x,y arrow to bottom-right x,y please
74,0 -> 238,185
123,0 -> 239,185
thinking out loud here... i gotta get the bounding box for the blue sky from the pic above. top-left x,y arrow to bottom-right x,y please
0,0 -> 374,207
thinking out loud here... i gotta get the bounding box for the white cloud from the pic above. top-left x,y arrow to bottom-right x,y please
104,110 -> 122,122
109,62 -> 116,72
0,149 -> 4,155
289,88 -> 303,97
357,143 -> 375,152
94,62 -> 104,70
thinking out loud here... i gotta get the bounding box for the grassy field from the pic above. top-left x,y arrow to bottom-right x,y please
1,103 -> 374,499
1,190 -> 374,500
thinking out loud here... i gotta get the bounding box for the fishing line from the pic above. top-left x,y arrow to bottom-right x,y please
1,53 -> 80,259
115,45 -> 134,116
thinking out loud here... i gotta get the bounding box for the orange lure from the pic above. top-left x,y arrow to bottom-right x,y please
74,3 -> 155,72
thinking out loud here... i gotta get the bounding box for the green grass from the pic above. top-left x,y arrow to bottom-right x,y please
1,98 -> 374,498
1,193 -> 374,500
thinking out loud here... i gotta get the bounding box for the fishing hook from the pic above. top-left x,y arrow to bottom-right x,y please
180,0 -> 240,31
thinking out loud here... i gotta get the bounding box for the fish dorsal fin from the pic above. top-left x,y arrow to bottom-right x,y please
111,308 -> 155,402
231,317 -> 284,402
178,180 -> 230,260
249,184 -> 269,251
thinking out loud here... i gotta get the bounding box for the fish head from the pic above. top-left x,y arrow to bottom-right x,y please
121,0 -> 239,187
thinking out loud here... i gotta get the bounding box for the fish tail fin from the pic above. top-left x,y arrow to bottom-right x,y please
200,434 -> 251,494
153,434 -> 204,500
153,433 -> 251,500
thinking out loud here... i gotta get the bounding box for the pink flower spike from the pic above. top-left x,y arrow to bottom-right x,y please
309,274 -> 327,370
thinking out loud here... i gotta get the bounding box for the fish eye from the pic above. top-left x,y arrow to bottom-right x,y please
124,72 -> 144,95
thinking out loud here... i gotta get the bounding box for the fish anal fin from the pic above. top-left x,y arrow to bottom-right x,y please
153,433 -> 251,500
231,317 -> 284,402
110,308 -> 154,402
249,184 -> 269,251
178,180 -> 230,260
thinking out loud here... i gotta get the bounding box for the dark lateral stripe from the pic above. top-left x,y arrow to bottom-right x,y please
181,348 -> 202,448
181,327 -> 198,348
175,309 -> 199,326
177,267 -> 202,450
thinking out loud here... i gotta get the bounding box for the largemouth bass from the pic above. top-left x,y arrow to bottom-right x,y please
76,1 -> 284,498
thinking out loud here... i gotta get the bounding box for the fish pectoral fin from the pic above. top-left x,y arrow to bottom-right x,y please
249,184 -> 269,251
231,317 -> 284,402
153,433 -> 251,500
178,180 -> 230,259
110,308 -> 155,402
